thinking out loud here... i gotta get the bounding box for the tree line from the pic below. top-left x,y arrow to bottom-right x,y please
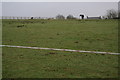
55,9 -> 120,19
56,14 -> 76,19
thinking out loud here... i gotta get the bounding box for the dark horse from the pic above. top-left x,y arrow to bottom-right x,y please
80,14 -> 84,19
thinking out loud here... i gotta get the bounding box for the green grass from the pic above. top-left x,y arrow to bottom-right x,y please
2,19 -> 119,78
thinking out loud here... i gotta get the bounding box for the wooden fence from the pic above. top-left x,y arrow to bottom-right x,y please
1,16 -> 53,19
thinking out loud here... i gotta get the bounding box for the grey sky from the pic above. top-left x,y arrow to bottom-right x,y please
2,2 -> 118,18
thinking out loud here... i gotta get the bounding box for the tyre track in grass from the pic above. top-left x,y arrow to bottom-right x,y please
0,45 -> 120,55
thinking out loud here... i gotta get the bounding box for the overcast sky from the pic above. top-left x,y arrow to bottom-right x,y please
2,2 -> 118,18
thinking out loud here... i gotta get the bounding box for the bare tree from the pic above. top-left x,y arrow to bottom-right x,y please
66,14 -> 75,19
106,9 -> 118,19
56,14 -> 65,19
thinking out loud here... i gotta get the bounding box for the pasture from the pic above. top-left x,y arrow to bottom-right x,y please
2,19 -> 119,78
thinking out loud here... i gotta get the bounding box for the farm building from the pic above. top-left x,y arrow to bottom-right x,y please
87,16 -> 101,19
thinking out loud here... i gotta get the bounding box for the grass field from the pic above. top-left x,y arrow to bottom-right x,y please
2,19 -> 119,78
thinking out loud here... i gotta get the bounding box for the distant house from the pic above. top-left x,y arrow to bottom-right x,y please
87,16 -> 101,19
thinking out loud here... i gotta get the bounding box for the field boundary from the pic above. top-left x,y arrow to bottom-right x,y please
0,45 -> 120,55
